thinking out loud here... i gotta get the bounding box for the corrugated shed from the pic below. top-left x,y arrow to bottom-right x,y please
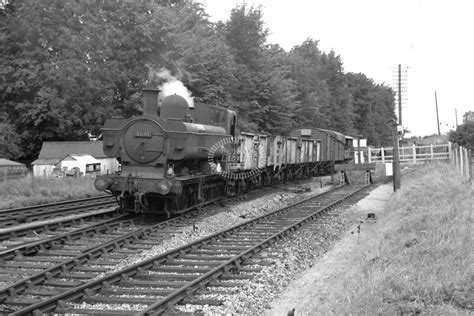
37,141 -> 106,159
61,154 -> 101,164
31,158 -> 61,165
0,158 -> 25,166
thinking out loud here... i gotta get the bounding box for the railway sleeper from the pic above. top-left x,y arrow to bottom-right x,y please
84,294 -> 162,305
198,245 -> 249,251
3,297 -> 42,307
158,260 -> 224,267
23,288 -> 62,296
75,266 -> 110,273
87,259 -> 122,265
124,244 -> 156,250
35,250 -> 82,257
119,279 -> 187,288
43,279 -> 83,287
56,307 -> 140,315
219,273 -> 254,280
180,297 -> 224,306
134,272 -> 202,281
2,261 -> 51,268
207,281 -> 245,288
58,272 -> 97,279
150,266 -> 212,274
213,240 -> 258,246
101,287 -> 173,297
185,249 -> 242,255
180,254 -> 234,261
21,254 -> 76,261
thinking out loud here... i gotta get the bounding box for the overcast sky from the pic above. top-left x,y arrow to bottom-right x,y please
202,0 -> 473,137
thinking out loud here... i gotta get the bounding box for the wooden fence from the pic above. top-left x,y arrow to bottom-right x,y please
352,142 -> 472,183
364,143 -> 450,164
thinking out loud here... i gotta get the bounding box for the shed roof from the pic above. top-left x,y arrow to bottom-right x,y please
61,154 -> 101,164
31,158 -> 61,166
0,158 -> 25,166
37,141 -> 106,159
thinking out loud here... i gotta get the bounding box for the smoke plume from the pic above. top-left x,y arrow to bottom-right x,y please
146,65 -> 194,108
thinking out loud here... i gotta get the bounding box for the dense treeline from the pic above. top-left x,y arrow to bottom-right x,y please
0,0 -> 396,160
449,111 -> 474,149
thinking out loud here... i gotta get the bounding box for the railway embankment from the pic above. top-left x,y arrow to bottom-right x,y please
266,162 -> 473,315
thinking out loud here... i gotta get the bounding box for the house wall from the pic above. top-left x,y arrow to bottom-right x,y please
33,164 -> 55,177
99,158 -> 120,174
60,159 -> 85,174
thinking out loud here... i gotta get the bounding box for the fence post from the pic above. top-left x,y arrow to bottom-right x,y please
469,149 -> 473,184
460,146 -> 464,175
448,142 -> 453,163
412,144 -> 416,164
381,147 -> 385,163
368,147 -> 372,163
464,147 -> 469,178
430,144 -> 434,160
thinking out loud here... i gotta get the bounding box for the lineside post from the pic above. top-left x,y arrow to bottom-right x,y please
392,128 -> 401,191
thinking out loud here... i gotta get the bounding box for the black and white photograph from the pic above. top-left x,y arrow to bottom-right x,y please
0,0 -> 472,314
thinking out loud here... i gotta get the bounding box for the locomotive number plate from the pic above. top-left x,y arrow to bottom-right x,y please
135,131 -> 152,138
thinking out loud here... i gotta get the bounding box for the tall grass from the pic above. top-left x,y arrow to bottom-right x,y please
307,163 -> 473,315
0,175 -> 101,209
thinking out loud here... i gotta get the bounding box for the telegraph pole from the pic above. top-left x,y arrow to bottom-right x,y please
455,108 -> 459,128
393,64 -> 407,127
392,125 -> 401,192
398,64 -> 402,126
435,91 -> 441,135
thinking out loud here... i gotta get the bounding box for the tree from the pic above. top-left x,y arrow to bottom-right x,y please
0,0 -> 173,159
449,122 -> 474,149
288,39 -> 330,129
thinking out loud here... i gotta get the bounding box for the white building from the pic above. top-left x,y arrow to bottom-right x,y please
31,141 -> 119,177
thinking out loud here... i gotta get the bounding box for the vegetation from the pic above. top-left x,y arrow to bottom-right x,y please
307,163 -> 473,314
449,111 -> 474,149
0,175 -> 100,209
1,0 -> 396,161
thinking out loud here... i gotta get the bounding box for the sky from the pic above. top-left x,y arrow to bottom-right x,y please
202,0 -> 473,137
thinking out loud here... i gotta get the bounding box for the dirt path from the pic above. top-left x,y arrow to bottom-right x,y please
264,184 -> 394,315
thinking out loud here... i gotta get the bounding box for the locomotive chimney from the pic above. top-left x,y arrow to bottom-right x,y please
142,87 -> 160,116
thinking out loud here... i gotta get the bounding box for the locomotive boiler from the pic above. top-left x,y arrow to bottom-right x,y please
94,87 -> 237,215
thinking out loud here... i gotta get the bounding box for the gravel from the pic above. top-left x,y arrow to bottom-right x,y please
173,204 -> 355,314
64,177 -> 353,313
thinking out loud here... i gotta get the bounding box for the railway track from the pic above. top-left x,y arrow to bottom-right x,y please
1,184 -> 369,315
0,197 -> 224,315
0,195 -> 117,229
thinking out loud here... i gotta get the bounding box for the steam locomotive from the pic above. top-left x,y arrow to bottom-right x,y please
94,88 -> 353,215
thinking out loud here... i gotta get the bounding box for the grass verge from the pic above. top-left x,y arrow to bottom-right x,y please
308,163 -> 473,315
0,175 -> 101,209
